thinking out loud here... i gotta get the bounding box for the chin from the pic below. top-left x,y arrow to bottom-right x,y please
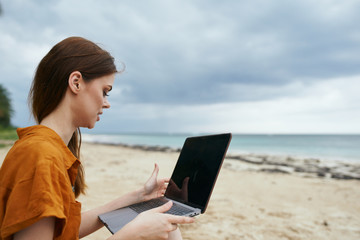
86,123 -> 96,129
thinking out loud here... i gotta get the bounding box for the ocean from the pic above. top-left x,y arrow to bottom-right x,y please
82,133 -> 360,162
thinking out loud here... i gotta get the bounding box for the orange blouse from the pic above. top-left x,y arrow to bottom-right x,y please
0,125 -> 81,240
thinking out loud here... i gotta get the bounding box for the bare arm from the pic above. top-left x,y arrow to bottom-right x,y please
79,164 -> 192,239
13,217 -> 55,240
80,164 -> 168,237
79,188 -> 144,238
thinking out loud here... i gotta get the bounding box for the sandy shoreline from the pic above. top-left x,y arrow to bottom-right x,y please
1,142 -> 360,239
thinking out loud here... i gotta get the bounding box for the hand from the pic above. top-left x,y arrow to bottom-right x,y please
141,163 -> 169,201
112,201 -> 194,240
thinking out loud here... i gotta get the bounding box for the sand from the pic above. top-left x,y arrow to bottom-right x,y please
1,142 -> 360,240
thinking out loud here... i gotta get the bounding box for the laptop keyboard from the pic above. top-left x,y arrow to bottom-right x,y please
129,198 -> 193,216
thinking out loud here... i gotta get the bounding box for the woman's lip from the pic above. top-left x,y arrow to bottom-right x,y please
97,112 -> 103,121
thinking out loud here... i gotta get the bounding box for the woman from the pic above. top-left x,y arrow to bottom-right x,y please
0,37 -> 194,240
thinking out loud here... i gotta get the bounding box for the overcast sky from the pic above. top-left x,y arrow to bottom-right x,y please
1,0 -> 359,134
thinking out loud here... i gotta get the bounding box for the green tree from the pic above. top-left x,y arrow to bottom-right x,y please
0,84 -> 14,128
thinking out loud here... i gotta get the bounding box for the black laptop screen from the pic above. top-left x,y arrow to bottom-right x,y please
165,133 -> 231,213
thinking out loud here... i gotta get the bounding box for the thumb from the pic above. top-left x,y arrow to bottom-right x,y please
144,164 -> 160,195
149,201 -> 173,213
150,163 -> 159,179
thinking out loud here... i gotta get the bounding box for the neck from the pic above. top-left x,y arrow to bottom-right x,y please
40,108 -> 77,145
39,88 -> 79,145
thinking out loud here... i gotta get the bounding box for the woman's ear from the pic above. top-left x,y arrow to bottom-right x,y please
68,71 -> 83,94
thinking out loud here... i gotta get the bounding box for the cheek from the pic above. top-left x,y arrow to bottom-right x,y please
89,89 -> 104,107
96,95 -> 104,107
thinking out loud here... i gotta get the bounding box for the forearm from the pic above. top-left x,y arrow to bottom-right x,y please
105,225 -> 183,240
79,188 -> 144,238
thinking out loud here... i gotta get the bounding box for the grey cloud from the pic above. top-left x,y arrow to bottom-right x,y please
98,0 -> 360,105
1,0 -> 360,129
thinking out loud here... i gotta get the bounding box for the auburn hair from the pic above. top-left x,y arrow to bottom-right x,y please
29,37 -> 118,197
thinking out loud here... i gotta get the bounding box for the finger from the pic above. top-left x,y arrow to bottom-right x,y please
168,228 -> 182,238
157,178 -> 170,186
148,200 -> 173,213
171,223 -> 178,231
151,163 -> 159,179
166,215 -> 195,224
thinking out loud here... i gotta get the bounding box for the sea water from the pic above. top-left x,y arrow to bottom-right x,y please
82,133 -> 360,162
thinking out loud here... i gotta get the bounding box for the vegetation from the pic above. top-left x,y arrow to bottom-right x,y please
0,126 -> 17,139
0,7 -> 16,148
0,127 -> 17,148
0,84 -> 17,147
0,84 -> 14,128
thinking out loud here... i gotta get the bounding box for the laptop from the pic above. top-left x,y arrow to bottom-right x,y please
98,133 -> 232,234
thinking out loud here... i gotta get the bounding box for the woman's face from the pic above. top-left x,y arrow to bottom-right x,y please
76,74 -> 115,129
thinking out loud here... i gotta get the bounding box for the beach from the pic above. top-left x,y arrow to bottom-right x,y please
1,142 -> 360,239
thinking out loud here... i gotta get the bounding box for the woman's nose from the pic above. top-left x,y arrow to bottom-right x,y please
103,98 -> 110,109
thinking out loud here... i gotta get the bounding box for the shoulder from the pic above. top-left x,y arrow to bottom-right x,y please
10,135 -> 64,164
1,136 -> 67,184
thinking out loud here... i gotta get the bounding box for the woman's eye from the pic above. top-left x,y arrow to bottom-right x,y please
103,91 -> 109,97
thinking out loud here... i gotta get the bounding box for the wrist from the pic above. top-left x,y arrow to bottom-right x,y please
136,187 -> 146,202
103,188 -> 146,213
109,221 -> 142,240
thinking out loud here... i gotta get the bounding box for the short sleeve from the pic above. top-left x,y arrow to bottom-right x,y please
1,158 -> 72,238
